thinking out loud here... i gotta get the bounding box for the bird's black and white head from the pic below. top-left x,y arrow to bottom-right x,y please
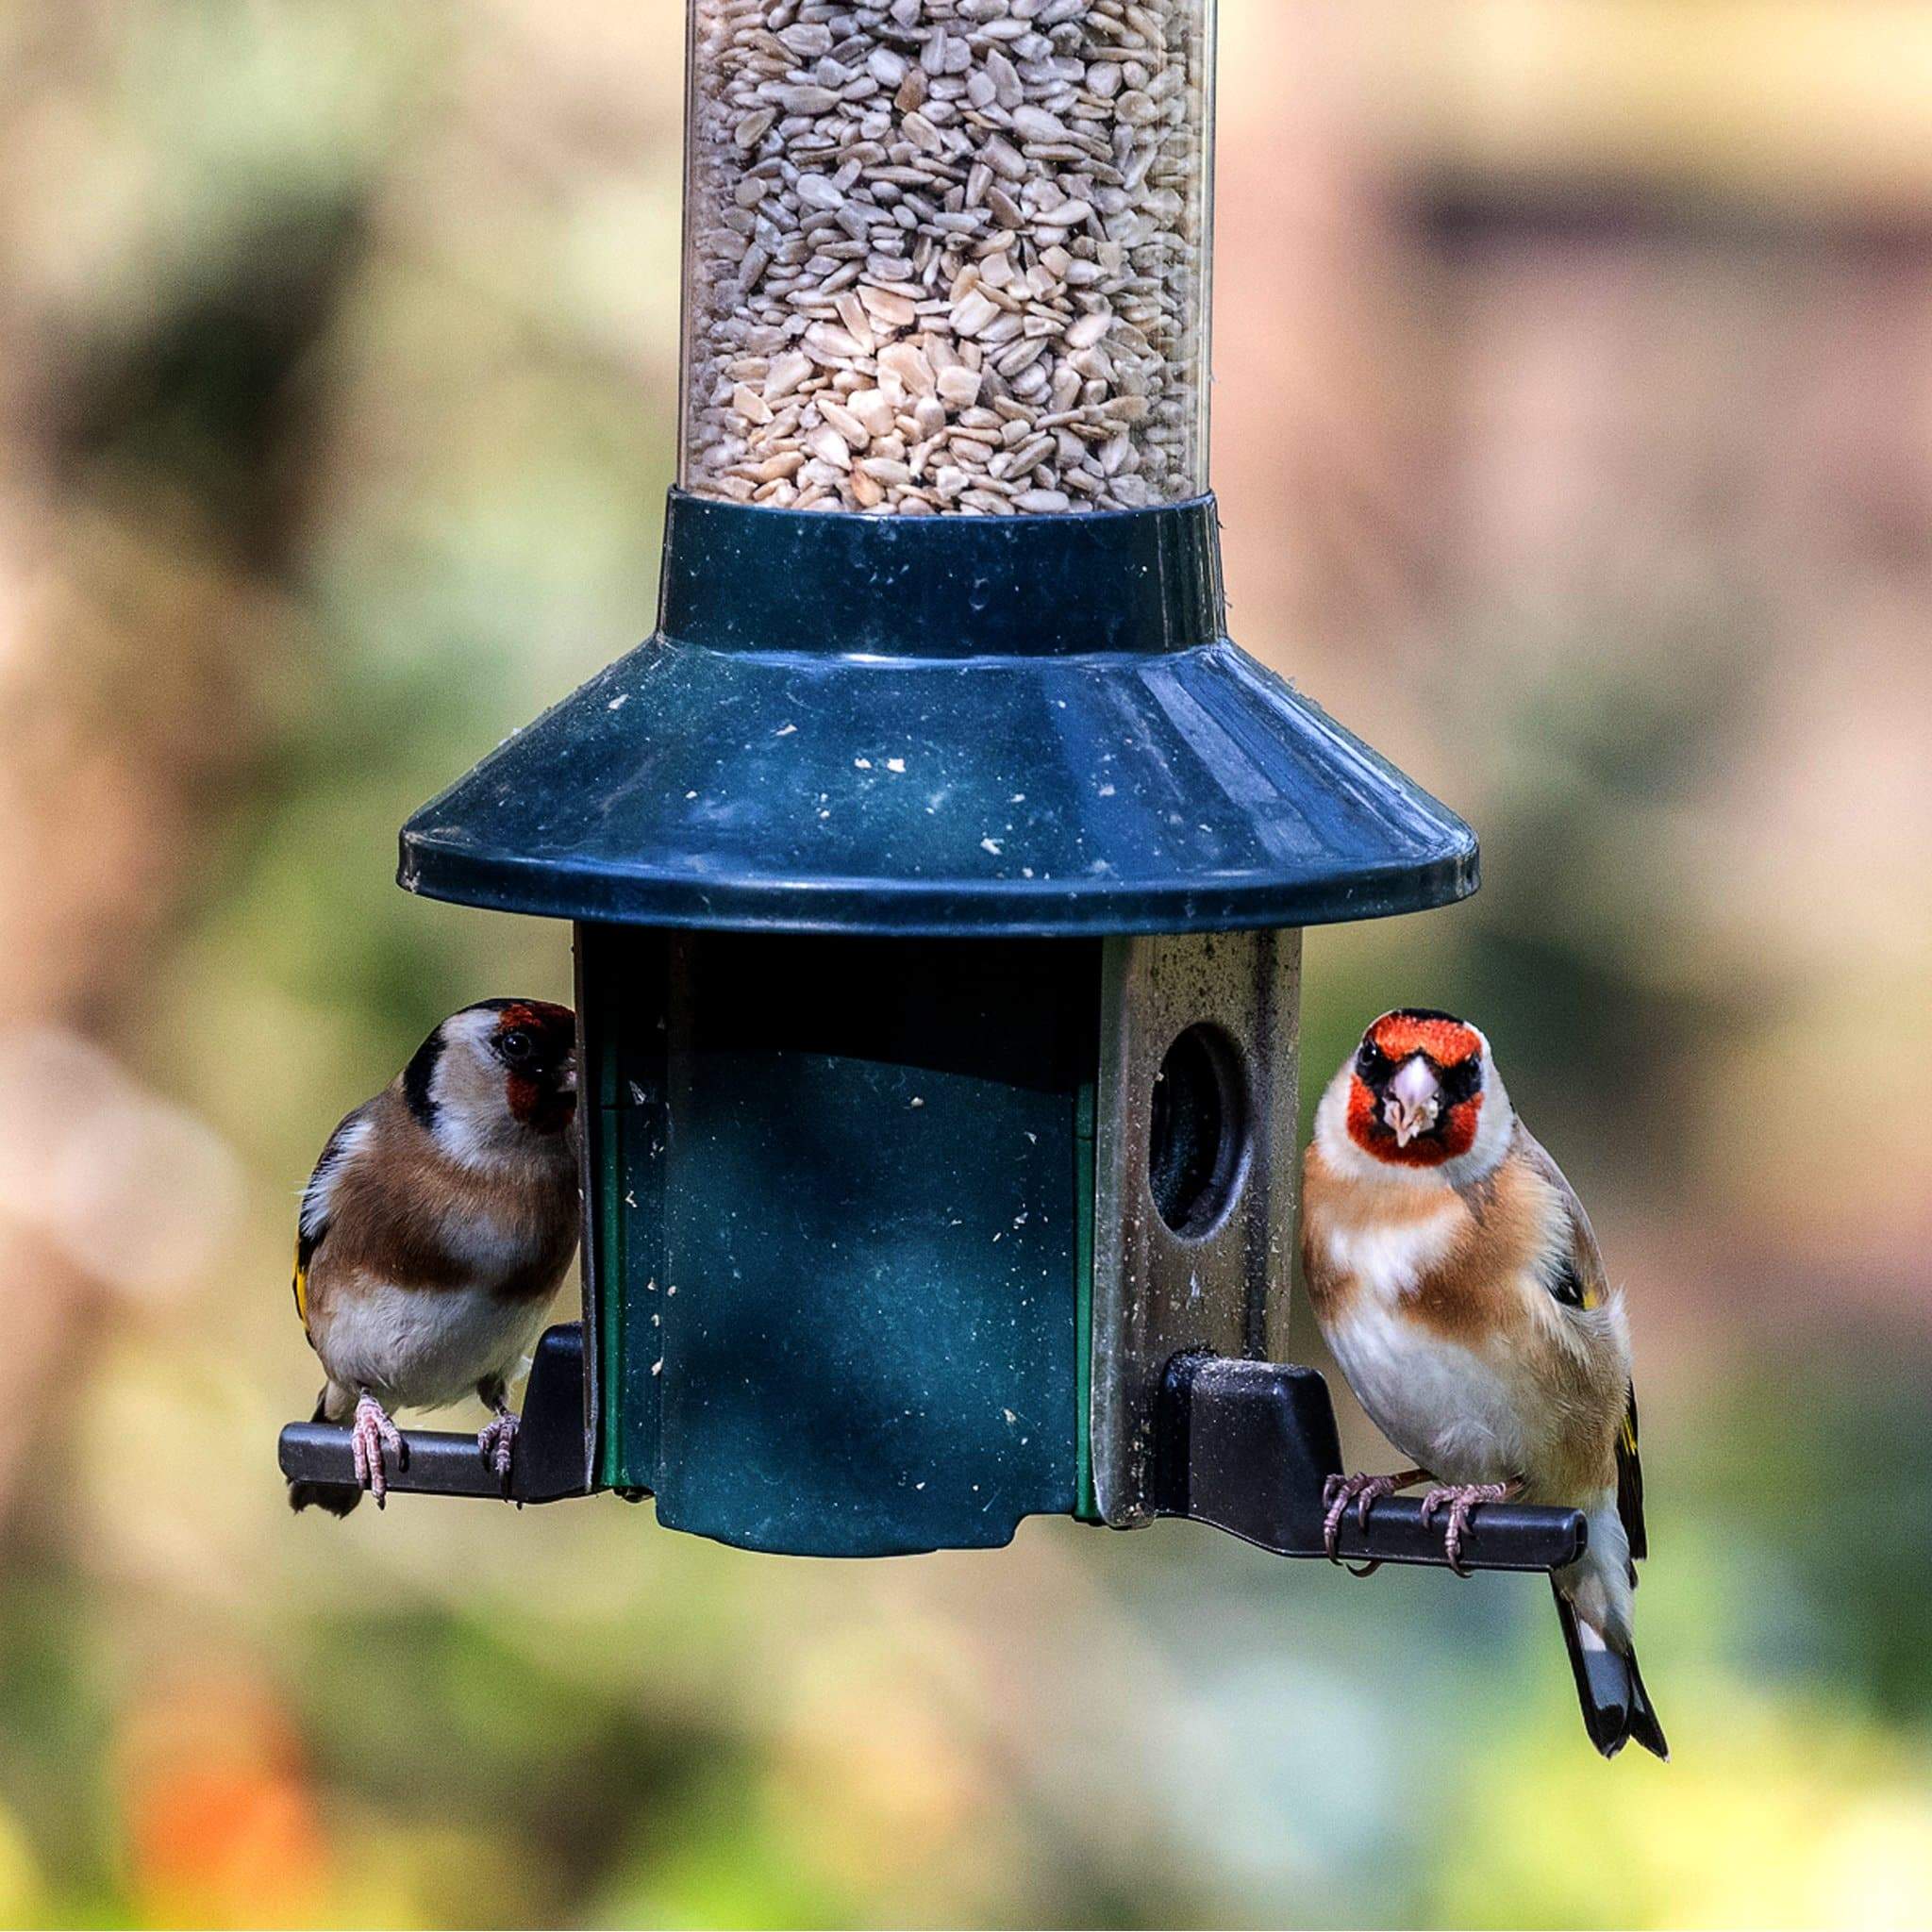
1318,1008 -> 1515,1188
403,999 -> 578,1167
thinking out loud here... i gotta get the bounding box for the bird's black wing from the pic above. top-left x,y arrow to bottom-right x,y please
1518,1124 -> 1648,1571
1617,1384 -> 1647,1564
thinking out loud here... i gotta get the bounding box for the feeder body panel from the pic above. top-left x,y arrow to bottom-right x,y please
680,0 -> 1217,514
1091,927 -> 1301,1528
586,925 -> 1092,1556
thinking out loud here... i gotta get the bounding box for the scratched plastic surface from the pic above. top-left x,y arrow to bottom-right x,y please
584,924 -> 1089,1557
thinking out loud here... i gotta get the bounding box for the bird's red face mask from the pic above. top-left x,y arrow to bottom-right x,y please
1346,1010 -> 1485,1168
491,1002 -> 579,1135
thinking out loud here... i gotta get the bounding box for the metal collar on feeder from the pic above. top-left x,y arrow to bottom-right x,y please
284,0 -> 1585,1578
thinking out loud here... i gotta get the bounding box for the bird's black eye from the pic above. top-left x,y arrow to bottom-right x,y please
500,1029 -> 535,1064
1357,1039 -> 1388,1077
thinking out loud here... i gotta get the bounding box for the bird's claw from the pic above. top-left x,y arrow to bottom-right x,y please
478,1407 -> 519,1491
350,1394 -> 406,1507
1321,1473 -> 1406,1575
1419,1482 -> 1515,1576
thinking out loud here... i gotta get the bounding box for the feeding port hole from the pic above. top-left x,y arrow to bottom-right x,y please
1147,1023 -> 1248,1239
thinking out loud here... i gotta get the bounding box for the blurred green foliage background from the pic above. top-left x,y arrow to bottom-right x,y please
0,1 -> 1928,1925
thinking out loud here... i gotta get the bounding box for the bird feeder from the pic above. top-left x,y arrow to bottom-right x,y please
280,0 -> 1587,1578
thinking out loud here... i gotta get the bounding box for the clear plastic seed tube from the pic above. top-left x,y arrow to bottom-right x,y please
681,0 -> 1216,516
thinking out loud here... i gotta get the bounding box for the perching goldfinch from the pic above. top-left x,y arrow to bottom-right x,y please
1302,1008 -> 1667,1760
288,999 -> 580,1514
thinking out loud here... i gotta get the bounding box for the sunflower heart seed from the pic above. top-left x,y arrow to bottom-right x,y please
686,0 -> 1208,513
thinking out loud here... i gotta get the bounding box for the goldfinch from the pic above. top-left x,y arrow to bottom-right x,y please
1302,1008 -> 1667,1760
288,999 -> 581,1514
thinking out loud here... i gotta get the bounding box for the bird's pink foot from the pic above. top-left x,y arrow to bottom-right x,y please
478,1406 -> 519,1488
1419,1481 -> 1520,1576
1322,1469 -> 1428,1571
350,1393 -> 405,1507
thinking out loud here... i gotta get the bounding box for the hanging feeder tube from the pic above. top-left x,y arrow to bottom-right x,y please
279,0 -> 1587,1579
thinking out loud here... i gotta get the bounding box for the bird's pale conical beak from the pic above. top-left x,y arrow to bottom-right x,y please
558,1055 -> 579,1096
1383,1057 -> 1442,1147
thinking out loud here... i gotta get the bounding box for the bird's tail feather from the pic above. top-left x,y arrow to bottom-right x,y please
288,1391 -> 362,1518
288,1477 -> 360,1517
1552,1578 -> 1668,1760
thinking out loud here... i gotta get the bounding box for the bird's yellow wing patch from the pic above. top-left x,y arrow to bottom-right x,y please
292,1238 -> 310,1334
1616,1386 -> 1647,1562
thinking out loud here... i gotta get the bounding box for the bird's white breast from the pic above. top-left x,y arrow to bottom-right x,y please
311,1280 -> 551,1412
1316,1200 -> 1525,1484
1324,1302 -> 1525,1485
1321,1204 -> 1461,1296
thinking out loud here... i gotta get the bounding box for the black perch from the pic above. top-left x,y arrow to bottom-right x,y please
279,1324 -> 593,1507
279,1324 -> 1588,1574
1157,1354 -> 1587,1572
